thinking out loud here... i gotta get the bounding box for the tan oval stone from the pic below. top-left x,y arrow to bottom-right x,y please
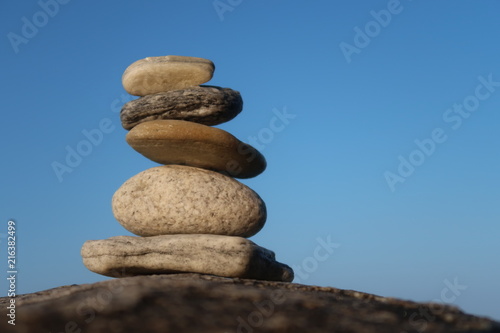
112,165 -> 266,237
126,120 -> 266,179
122,55 -> 215,96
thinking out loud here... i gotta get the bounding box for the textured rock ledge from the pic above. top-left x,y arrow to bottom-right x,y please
1,274 -> 499,333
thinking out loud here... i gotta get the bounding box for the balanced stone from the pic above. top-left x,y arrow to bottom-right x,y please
122,55 -> 215,96
112,165 -> 266,237
81,234 -> 294,282
126,120 -> 266,179
120,86 -> 243,130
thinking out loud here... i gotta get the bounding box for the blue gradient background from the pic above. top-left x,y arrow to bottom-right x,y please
1,0 -> 499,321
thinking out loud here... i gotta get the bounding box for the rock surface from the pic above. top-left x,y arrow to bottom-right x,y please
81,235 -> 293,281
112,165 -> 266,237
2,274 -> 499,333
122,55 -> 214,96
120,85 -> 243,130
126,120 -> 266,178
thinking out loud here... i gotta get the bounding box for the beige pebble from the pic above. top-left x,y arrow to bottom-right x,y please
112,165 -> 266,237
122,55 -> 215,96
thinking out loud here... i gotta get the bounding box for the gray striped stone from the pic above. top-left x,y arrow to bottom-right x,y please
120,86 -> 243,130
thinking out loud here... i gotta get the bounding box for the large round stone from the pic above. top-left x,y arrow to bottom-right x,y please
112,165 -> 267,237
126,120 -> 266,179
120,86 -> 243,130
122,55 -> 215,96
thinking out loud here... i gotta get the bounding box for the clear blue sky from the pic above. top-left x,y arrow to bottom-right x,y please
1,0 -> 499,322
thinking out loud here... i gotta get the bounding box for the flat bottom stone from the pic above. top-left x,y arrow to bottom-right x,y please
81,234 -> 293,282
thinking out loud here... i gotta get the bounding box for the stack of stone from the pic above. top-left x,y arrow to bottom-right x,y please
81,56 -> 293,282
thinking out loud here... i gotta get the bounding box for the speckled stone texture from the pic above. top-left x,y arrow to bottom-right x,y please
125,120 -> 266,179
2,274 -> 499,333
120,85 -> 243,130
122,55 -> 215,96
112,165 -> 266,237
80,235 -> 293,281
